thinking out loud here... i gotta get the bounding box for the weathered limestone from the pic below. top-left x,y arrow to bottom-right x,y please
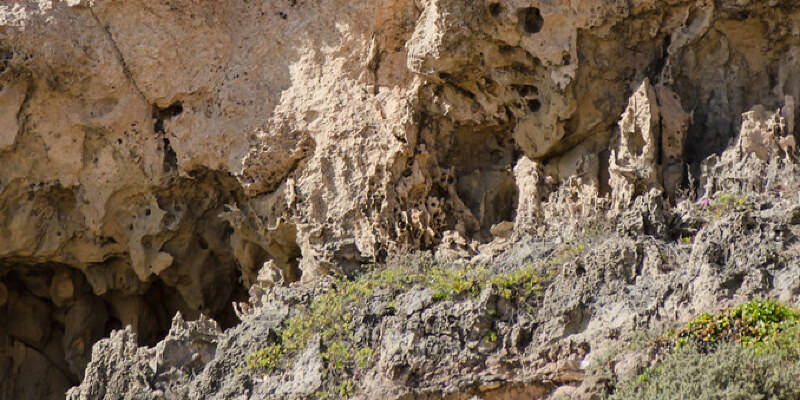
700,97 -> 799,199
608,79 -> 691,218
656,84 -> 692,200
738,103 -> 796,162
2,0 -> 800,398
513,156 -> 544,234
609,79 -> 663,216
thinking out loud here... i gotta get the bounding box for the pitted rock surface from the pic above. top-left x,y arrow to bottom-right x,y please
2,1 -> 800,399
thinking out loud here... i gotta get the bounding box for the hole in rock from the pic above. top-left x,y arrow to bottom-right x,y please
627,126 -> 647,157
512,84 -> 539,98
162,138 -> 178,172
527,99 -> 542,113
152,102 -> 183,135
518,7 -> 544,34
488,3 -> 503,18
152,103 -> 183,173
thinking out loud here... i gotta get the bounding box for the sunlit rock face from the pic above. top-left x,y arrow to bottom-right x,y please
2,0 -> 800,399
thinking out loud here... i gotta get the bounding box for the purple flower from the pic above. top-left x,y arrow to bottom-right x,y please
700,198 -> 709,206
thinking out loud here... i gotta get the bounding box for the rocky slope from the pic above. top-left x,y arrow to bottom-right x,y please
1,0 -> 800,399
66,133 -> 800,400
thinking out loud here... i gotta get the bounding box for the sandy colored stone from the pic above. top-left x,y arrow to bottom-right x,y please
50,270 -> 75,307
609,79 -> 662,215
2,1 -> 800,398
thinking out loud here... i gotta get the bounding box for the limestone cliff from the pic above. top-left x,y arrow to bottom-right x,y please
2,0 -> 800,399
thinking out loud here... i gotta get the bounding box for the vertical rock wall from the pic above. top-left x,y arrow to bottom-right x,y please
2,1 -> 800,398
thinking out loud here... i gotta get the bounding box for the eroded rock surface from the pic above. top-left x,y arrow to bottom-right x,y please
2,0 -> 800,399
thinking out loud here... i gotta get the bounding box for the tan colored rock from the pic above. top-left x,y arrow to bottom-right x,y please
738,104 -> 792,162
4,1 -> 800,397
699,96 -> 798,200
609,79 -> 662,215
0,80 -> 26,151
655,84 -> 691,200
513,156 -> 544,234
50,270 -> 75,307
655,84 -> 691,166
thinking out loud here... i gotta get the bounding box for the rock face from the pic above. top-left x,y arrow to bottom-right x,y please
2,0 -> 800,399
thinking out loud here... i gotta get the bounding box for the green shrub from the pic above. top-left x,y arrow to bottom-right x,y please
672,299 -> 799,348
611,327 -> 800,400
611,300 -> 800,400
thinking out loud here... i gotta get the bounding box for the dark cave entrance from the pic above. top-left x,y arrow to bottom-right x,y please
445,125 -> 519,238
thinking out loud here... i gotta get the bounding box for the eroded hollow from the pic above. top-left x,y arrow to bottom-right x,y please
0,171 -> 279,400
527,99 -> 542,113
518,7 -> 544,34
153,103 -> 183,172
0,259 -> 247,400
444,125 -> 519,237
488,3 -> 503,18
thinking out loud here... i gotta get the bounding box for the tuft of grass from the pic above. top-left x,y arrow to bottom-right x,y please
545,242 -> 586,267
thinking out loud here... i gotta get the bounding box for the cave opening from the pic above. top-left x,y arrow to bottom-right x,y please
0,251 -> 252,399
0,170 -> 263,400
444,125 -> 519,238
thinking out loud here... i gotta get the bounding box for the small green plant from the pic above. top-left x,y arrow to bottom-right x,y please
490,263 -> 550,302
635,366 -> 658,384
485,330 -> 499,344
246,343 -> 284,373
313,390 -> 332,399
356,347 -> 372,368
429,264 -> 487,300
336,380 -> 354,399
700,193 -> 754,218
546,242 -> 587,267
324,341 -> 351,370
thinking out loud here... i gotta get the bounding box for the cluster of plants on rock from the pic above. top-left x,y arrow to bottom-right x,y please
699,192 -> 754,218
610,299 -> 800,400
672,299 -> 799,348
247,252 -> 561,398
